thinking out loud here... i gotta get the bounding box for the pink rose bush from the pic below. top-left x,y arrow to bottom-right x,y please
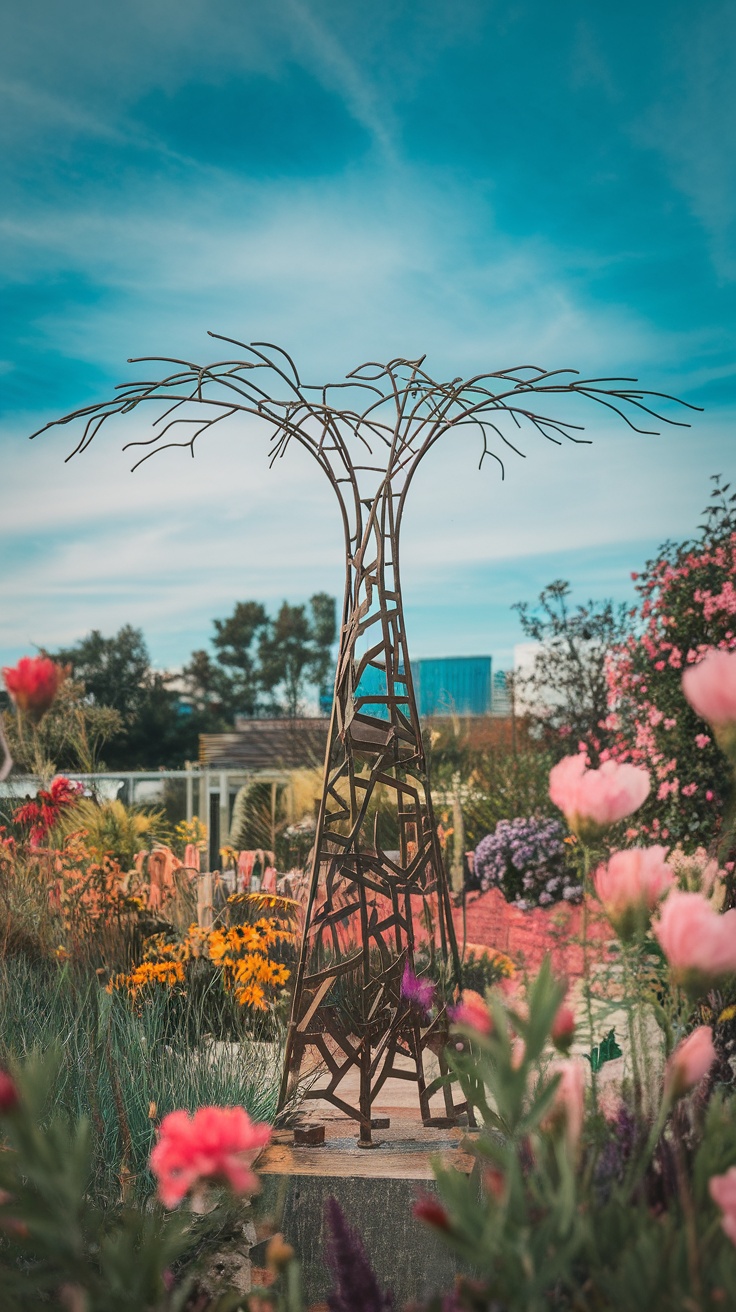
549,753 -> 650,839
150,1105 -> 271,1209
604,485 -> 736,846
594,845 -> 674,940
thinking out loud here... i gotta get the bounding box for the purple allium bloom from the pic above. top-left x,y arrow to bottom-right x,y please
401,962 -> 436,1013
325,1195 -> 394,1312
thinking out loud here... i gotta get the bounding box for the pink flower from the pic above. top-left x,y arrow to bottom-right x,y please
544,1060 -> 586,1155
400,963 -> 435,1016
664,1026 -> 716,1099
450,989 -> 492,1035
653,891 -> 736,996
710,1167 -> 736,1245
549,754 -> 650,839
695,733 -> 711,749
682,648 -> 736,741
551,1003 -> 576,1052
150,1106 -> 271,1209
2,655 -> 68,724
594,846 -> 674,940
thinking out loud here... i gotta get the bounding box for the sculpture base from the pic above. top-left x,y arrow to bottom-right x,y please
254,1116 -> 475,1306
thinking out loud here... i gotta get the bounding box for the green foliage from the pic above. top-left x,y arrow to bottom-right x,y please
462,746 -> 559,851
1,676 -> 122,780
0,957 -> 282,1208
186,593 -> 336,723
53,798 -> 171,869
513,579 -> 631,755
584,1028 -> 623,1073
0,1052 -> 257,1311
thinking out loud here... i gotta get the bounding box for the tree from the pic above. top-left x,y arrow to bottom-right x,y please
51,626 -> 201,769
513,580 -> 631,756
183,595 -> 336,719
53,626 -> 150,721
257,593 -> 336,718
607,476 -> 736,850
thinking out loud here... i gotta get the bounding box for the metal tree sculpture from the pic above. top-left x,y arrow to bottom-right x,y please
33,339 -> 695,1142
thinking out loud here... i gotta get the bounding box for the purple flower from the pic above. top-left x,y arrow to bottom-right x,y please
325,1196 -> 394,1312
474,814 -> 578,909
401,963 -> 436,1014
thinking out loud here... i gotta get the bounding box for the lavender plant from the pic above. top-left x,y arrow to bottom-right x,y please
473,815 -> 580,908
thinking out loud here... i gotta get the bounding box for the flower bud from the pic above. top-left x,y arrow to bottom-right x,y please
551,1003 -> 576,1053
664,1026 -> 716,1100
266,1232 -> 295,1271
0,1071 -> 19,1115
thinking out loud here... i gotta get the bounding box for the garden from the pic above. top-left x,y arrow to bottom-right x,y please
0,478 -> 735,1308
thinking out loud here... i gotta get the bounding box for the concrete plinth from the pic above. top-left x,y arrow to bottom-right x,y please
256,1116 -> 475,1306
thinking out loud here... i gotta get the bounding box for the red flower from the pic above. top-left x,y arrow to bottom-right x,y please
0,1071 -> 19,1115
2,656 -> 68,724
12,777 -> 82,846
412,1193 -> 451,1231
150,1106 -> 271,1209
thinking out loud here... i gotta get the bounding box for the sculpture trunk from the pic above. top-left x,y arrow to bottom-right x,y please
279,485 -> 463,1141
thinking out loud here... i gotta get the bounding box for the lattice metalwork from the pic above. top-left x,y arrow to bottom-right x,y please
34,341 -> 696,1142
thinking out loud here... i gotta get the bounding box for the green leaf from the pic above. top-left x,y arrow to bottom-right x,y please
584,1029 -> 622,1074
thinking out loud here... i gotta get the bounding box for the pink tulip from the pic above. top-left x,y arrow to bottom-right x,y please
664,1026 -> 716,1099
450,989 -> 493,1035
710,1166 -> 736,1245
549,754 -> 650,839
551,1003 -> 576,1053
682,648 -> 736,727
654,891 -> 736,996
594,846 -> 674,940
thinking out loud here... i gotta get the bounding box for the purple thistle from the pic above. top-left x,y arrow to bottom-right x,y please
325,1195 -> 394,1312
401,962 -> 436,1014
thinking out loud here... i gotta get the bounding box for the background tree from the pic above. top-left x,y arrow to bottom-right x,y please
257,593 -> 336,718
513,579 -> 631,756
51,626 -> 201,769
607,475 -> 736,852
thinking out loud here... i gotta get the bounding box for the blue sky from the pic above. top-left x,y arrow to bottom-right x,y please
1,0 -> 735,675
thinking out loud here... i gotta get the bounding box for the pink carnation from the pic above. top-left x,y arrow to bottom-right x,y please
664,1026 -> 716,1099
150,1106 -> 271,1209
682,648 -> 736,728
653,891 -> 736,996
549,754 -> 650,839
710,1167 -> 736,1245
594,846 -> 674,941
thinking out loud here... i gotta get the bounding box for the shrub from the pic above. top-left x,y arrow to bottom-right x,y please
607,476 -> 736,849
473,814 -> 580,908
